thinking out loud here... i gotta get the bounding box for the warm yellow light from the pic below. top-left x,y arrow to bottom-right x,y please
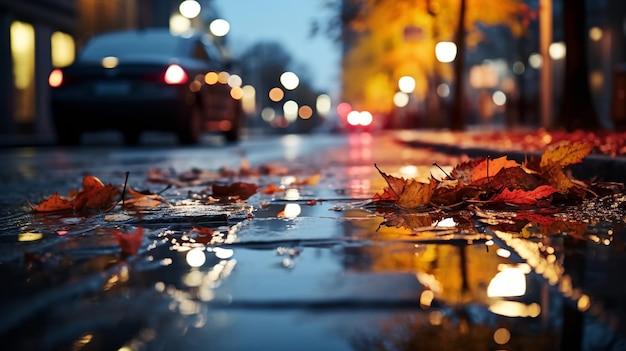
230,86 -> 243,100
269,87 -> 284,102
298,105 -> 313,119
316,94 -> 331,116
18,232 -> 42,242
493,328 -> 511,345
589,26 -> 602,41
283,100 -> 298,122
393,92 -> 409,107
179,0 -> 201,19
280,71 -> 299,90
398,76 -> 416,93
169,14 -> 191,34
549,42 -> 566,60
101,56 -> 118,69
209,19 -> 230,37
282,203 -> 301,218
51,31 -> 75,67
241,85 -> 256,114
217,71 -> 230,84
487,267 -> 526,297
11,21 -> 34,90
435,41 -> 457,63
205,71 -> 218,85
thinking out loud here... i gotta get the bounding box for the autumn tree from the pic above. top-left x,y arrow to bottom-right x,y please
340,0 -> 528,128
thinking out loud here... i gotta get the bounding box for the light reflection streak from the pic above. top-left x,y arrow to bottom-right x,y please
487,266 -> 526,297
186,247 -> 206,267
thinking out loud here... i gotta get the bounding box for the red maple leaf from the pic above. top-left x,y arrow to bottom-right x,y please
112,227 -> 144,256
488,185 -> 558,205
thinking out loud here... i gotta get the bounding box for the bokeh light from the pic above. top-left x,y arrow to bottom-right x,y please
316,94 -> 331,117
435,41 -> 457,63
283,100 -> 298,122
398,76 -> 416,93
280,71 -> 299,90
179,0 -> 201,19
393,92 -> 409,107
269,87 -> 284,102
209,19 -> 230,37
549,42 -> 566,60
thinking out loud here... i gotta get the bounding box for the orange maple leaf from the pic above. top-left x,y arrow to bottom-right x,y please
212,182 -> 258,201
123,187 -> 164,209
470,156 -> 520,183
372,165 -> 435,208
29,175 -> 118,212
112,226 -> 143,256
372,164 -> 408,202
72,176 -> 118,210
28,192 -> 73,212
488,185 -> 558,205
261,183 -> 283,195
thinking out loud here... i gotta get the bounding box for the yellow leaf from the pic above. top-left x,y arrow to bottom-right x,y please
543,164 -> 574,193
540,141 -> 593,168
397,178 -> 434,208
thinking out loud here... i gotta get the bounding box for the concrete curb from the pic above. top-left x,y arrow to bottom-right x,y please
397,136 -> 626,184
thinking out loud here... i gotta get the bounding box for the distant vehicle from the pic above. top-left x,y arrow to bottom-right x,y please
48,28 -> 243,145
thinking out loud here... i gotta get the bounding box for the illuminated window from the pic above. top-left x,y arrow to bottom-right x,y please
10,21 -> 35,124
51,31 -> 75,67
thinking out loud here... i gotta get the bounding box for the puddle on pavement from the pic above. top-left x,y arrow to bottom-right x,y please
2,164 -> 626,350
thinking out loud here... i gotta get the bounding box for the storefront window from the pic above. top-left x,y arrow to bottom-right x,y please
10,21 -> 35,126
51,31 -> 75,67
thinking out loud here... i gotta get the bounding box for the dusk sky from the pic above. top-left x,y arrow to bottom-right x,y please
212,0 -> 341,97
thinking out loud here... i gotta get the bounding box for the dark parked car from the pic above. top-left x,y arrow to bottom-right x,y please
48,28 -> 243,145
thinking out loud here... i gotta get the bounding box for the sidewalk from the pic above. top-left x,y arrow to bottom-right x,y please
394,128 -> 626,183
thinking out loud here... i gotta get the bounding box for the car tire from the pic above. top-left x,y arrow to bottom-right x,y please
178,104 -> 202,145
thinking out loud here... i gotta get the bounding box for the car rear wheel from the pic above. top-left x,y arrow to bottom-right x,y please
178,104 -> 202,145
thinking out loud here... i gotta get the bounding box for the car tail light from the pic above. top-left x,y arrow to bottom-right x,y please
347,110 -> 373,127
164,64 -> 188,85
48,68 -> 63,88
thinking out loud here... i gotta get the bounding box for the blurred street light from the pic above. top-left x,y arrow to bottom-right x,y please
316,94 -> 331,117
548,42 -> 566,60
393,92 -> 410,107
435,42 -> 457,63
209,19 -> 230,37
179,0 -> 201,19
398,76 -> 415,93
169,14 -> 191,34
280,71 -> 299,90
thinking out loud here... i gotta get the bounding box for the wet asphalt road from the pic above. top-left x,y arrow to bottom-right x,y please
0,131 -> 625,351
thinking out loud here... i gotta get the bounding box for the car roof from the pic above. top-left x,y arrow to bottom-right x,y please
77,28 -> 213,63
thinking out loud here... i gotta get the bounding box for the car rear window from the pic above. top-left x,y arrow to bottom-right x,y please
78,31 -> 186,62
